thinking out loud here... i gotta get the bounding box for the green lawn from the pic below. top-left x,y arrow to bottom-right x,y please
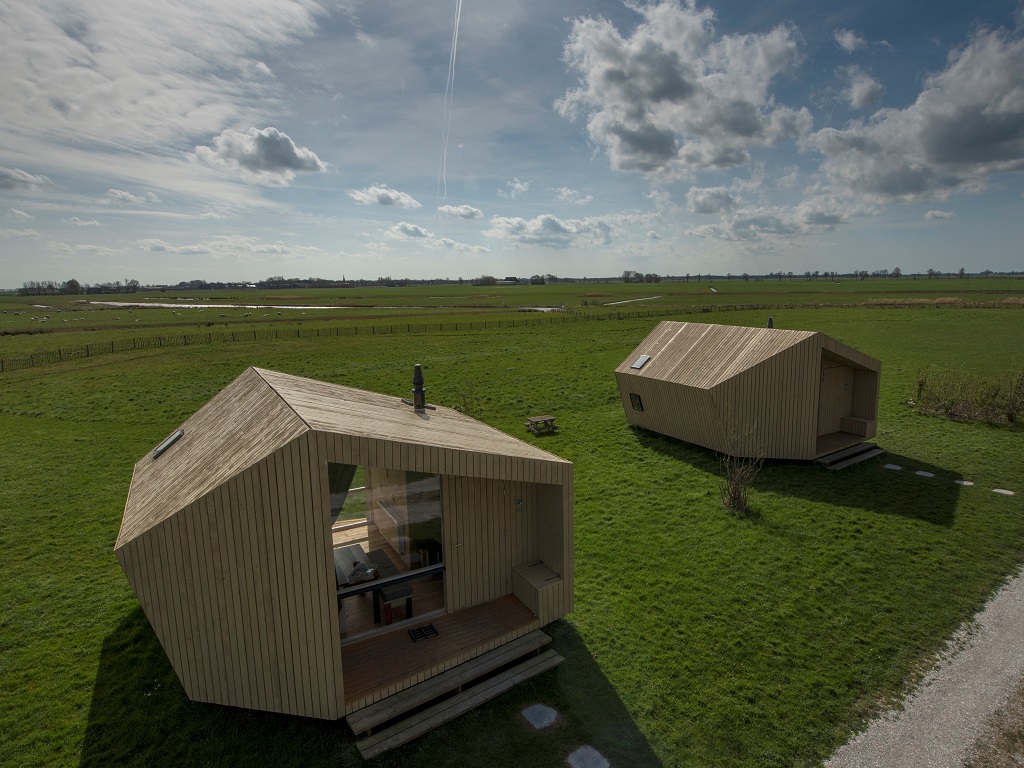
1,298 -> 1022,767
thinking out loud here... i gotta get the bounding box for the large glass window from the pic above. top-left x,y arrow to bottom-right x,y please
330,464 -> 445,641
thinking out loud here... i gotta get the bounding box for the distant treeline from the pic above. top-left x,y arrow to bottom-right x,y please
13,270 -> 1021,296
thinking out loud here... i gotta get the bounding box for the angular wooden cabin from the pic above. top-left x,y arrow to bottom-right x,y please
615,321 -> 881,460
115,367 -> 573,728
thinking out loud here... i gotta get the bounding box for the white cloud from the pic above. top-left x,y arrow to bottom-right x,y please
392,222 -> 432,238
554,187 -> 593,205
834,29 -> 868,53
687,186 -> 735,214
193,127 -> 326,185
251,61 -> 274,79
136,234 -> 323,259
556,0 -> 809,176
104,189 -> 147,205
0,1 -> 325,152
1,228 -> 40,238
348,185 -> 422,208
807,28 -> 1024,202
67,217 -> 101,226
499,178 -> 530,198
842,66 -> 885,109
0,166 -> 50,190
925,209 -> 955,219
438,204 -> 483,219
486,214 -> 613,248
7,208 -> 32,219
387,222 -> 488,252
688,189 -> 874,241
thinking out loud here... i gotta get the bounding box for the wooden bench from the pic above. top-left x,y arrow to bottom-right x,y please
354,643 -> 563,759
525,415 -> 559,434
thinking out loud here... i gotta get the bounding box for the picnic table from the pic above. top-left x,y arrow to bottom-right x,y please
525,415 -> 559,434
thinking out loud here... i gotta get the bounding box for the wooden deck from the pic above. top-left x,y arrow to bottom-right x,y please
341,595 -> 539,712
815,430 -> 863,457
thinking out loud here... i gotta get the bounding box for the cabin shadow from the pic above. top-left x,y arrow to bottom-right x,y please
81,612 -> 660,767
80,608 -> 363,768
633,428 -> 959,527
547,621 -> 663,767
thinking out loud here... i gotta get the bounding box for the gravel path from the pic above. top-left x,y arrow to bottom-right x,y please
826,567 -> 1024,768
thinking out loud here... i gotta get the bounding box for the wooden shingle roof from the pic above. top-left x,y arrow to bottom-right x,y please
616,321 -> 815,389
117,367 -> 566,549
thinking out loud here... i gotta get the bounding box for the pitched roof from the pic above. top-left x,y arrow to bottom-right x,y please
616,321 -> 815,389
117,367 -> 566,549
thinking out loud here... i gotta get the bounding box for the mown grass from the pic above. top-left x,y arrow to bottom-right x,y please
1,301 -> 1022,768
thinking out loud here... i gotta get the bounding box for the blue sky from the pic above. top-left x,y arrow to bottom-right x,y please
1,0 -> 1022,286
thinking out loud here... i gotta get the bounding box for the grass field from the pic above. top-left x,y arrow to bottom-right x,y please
1,281 -> 1023,767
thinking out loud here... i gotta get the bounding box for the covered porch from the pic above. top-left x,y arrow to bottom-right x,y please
341,594 -> 540,713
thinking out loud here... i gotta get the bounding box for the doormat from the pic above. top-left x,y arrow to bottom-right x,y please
409,624 -> 439,642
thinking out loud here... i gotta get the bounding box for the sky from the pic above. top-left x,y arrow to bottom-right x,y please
1,0 -> 1023,287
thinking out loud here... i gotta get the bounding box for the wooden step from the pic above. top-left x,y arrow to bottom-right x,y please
356,648 -> 564,759
818,441 -> 876,466
826,447 -> 886,470
346,629 -> 552,735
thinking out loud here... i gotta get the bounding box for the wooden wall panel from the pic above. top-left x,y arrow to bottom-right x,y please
441,476 -> 566,614
852,368 -> 880,420
252,460 -> 282,712
817,359 -> 854,436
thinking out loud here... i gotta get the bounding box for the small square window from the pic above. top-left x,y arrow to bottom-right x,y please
629,393 -> 644,412
630,354 -> 651,370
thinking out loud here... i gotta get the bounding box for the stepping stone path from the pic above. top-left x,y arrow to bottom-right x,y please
520,705 -> 611,766
522,704 -> 558,729
568,745 -> 611,768
880,464 -> 1016,496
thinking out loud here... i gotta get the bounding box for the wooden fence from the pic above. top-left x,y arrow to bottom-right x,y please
1,300 -> 1016,373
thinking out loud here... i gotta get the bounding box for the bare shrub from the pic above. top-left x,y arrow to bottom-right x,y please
719,451 -> 764,516
717,421 -> 764,516
912,368 -> 1023,426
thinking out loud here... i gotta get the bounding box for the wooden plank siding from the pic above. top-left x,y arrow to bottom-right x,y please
115,367 -> 573,721
616,321 -> 881,461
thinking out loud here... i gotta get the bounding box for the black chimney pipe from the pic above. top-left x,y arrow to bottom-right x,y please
411,363 -> 427,412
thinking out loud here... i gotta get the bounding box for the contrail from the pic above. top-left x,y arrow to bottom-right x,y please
438,0 -> 463,209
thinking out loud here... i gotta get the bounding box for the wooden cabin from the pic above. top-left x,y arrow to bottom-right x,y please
615,321 -> 881,460
115,367 -> 573,731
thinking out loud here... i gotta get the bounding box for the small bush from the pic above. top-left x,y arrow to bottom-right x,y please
913,368 -> 1024,426
718,451 -> 763,515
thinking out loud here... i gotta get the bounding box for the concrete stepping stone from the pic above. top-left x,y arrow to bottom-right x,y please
521,704 -> 558,729
915,471 -> 935,478
993,489 -> 1016,496
884,464 -> 902,470
955,480 -> 974,486
568,745 -> 610,768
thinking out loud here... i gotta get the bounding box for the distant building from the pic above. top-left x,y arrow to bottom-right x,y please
615,321 -> 881,460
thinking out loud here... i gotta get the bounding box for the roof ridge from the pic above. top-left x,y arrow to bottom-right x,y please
252,366 -> 313,432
